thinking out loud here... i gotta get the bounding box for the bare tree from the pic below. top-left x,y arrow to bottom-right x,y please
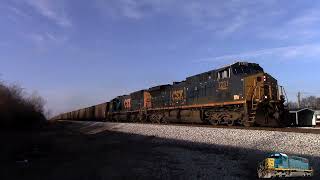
305,96 -> 316,108
316,98 -> 320,109
287,101 -> 298,109
299,96 -> 320,109
0,80 -> 47,130
27,91 -> 46,114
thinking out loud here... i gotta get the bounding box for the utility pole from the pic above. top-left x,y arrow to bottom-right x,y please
297,92 -> 301,109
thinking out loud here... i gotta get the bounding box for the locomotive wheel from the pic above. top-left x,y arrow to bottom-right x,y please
161,117 -> 168,124
150,114 -> 158,123
129,115 -> 133,122
227,120 -> 234,126
126,115 -> 130,122
149,113 -> 164,124
244,121 -> 254,127
149,114 -> 155,123
132,114 -> 138,122
138,114 -> 144,122
109,115 -> 114,122
155,114 -> 161,124
161,112 -> 169,124
208,120 -> 219,126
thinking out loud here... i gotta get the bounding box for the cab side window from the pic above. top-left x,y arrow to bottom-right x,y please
217,68 -> 230,79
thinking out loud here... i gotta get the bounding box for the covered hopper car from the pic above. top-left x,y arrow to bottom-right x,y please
54,61 -> 289,127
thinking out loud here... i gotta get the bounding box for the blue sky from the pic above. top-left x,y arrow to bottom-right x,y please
1,0 -> 320,116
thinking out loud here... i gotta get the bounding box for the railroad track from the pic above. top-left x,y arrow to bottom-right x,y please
76,120 -> 320,134
59,119 -> 320,134
181,124 -> 320,134
140,122 -> 320,134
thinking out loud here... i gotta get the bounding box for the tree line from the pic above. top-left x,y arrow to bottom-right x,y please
287,96 -> 320,110
0,80 -> 46,130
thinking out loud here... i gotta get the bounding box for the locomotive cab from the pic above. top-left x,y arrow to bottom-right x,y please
230,62 -> 280,102
232,62 -> 288,127
199,62 -> 287,127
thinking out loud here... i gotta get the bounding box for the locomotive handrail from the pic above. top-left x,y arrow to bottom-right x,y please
279,85 -> 289,103
245,86 -> 252,101
251,83 -> 262,103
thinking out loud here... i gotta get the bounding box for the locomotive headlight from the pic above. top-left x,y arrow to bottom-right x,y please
263,76 -> 266,82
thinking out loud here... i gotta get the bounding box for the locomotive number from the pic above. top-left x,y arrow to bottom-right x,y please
218,81 -> 229,90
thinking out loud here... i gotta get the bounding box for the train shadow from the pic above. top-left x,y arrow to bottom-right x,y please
1,121 -> 318,180
62,121 -> 320,179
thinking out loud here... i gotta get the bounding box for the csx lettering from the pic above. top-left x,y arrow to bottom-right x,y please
172,90 -> 184,101
124,99 -> 131,109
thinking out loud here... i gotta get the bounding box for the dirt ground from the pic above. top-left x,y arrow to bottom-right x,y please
0,121 -> 317,180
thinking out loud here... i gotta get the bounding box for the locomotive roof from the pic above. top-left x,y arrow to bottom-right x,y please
269,153 -> 288,157
149,84 -> 171,91
212,61 -> 261,71
187,61 -> 263,80
131,89 -> 148,95
219,61 -> 256,67
111,62 -> 264,102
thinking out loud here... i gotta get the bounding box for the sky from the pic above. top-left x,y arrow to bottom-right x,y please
1,0 -> 320,116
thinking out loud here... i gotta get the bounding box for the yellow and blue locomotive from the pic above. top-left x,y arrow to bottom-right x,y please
257,153 -> 313,178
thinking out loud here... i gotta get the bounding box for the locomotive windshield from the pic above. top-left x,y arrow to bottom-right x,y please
232,63 -> 264,75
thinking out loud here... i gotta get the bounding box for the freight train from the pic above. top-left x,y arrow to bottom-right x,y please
53,62 -> 289,127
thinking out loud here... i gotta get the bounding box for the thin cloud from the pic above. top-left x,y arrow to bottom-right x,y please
259,8 -> 320,40
45,32 -> 67,43
220,10 -> 248,35
196,44 -> 320,62
25,0 -> 72,27
95,0 -> 149,20
28,33 -> 45,43
95,0 -> 267,36
24,32 -> 68,48
7,6 -> 31,19
120,0 -> 144,19
287,9 -> 320,26
96,0 -> 320,40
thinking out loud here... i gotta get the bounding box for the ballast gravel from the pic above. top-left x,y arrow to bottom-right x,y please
80,122 -> 320,157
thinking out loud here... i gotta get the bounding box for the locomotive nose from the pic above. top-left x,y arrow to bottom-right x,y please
261,73 -> 274,83
259,73 -> 279,101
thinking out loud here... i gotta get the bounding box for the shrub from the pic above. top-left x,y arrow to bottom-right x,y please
0,81 -> 46,130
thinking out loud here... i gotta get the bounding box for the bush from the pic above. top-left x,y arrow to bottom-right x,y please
0,81 -> 46,130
